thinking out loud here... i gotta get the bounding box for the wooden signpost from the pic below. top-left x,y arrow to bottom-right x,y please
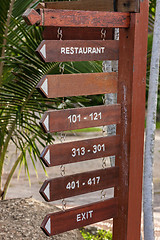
23,0 -> 149,239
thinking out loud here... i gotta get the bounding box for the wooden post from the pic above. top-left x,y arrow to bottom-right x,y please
22,1 -> 149,238
113,0 -> 149,239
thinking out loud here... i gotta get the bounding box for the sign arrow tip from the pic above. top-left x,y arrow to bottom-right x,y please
41,78 -> 48,96
43,114 -> 49,132
41,216 -> 51,235
40,44 -> 46,59
44,149 -> 50,165
44,183 -> 50,201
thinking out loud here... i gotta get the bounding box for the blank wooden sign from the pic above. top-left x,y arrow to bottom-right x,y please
40,167 -> 119,202
41,0 -> 140,13
37,72 -> 118,98
23,9 -> 130,28
36,40 -> 119,62
41,198 -> 118,236
40,104 -> 121,133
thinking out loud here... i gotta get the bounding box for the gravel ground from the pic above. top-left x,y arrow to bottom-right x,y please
0,198 -> 83,240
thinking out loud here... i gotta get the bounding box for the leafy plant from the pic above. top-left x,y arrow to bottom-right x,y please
80,228 -> 112,240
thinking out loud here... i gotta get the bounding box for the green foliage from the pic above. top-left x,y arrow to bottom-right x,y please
80,228 -> 112,240
156,122 -> 160,129
70,127 -> 102,133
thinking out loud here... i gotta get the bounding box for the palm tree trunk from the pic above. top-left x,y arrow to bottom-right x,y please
1,151 -> 23,200
143,0 -> 160,239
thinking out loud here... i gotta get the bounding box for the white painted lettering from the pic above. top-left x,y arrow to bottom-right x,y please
74,47 -> 79,54
89,210 -> 93,218
61,47 -> 105,55
81,212 -> 86,221
101,47 -> 105,53
88,47 -> 92,54
61,47 -> 65,54
96,48 -> 101,54
70,47 -> 74,54
66,47 -> 70,54
92,47 -> 97,54
83,47 -> 87,54
78,47 -> 83,54
77,214 -> 81,222
76,210 -> 93,223
86,211 -> 89,219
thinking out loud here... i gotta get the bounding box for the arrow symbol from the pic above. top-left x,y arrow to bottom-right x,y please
44,149 -> 50,165
36,76 -> 49,98
40,43 -> 46,59
40,113 -> 50,133
41,216 -> 51,236
40,147 -> 51,167
40,181 -> 51,202
44,115 -> 49,132
41,78 -> 48,96
40,114 -> 49,133
44,183 -> 50,201
45,217 -> 51,235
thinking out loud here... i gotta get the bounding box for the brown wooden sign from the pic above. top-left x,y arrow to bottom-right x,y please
36,40 -> 119,62
23,9 -> 130,28
41,135 -> 120,167
40,167 -> 119,202
41,198 -> 118,236
43,27 -> 114,41
40,104 -> 121,133
37,72 -> 118,98
37,0 -> 140,13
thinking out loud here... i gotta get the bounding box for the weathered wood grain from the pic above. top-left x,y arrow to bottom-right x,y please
36,40 -> 119,62
23,9 -> 130,28
37,72 -> 118,98
40,167 -> 119,202
41,198 -> 118,236
41,135 -> 120,167
40,104 -> 121,133
113,0 -> 149,239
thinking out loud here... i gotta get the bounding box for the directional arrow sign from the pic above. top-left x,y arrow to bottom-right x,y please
36,40 -> 119,62
40,167 -> 119,202
36,72 -> 118,98
41,198 -> 118,236
40,104 -> 121,133
41,135 -> 120,167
